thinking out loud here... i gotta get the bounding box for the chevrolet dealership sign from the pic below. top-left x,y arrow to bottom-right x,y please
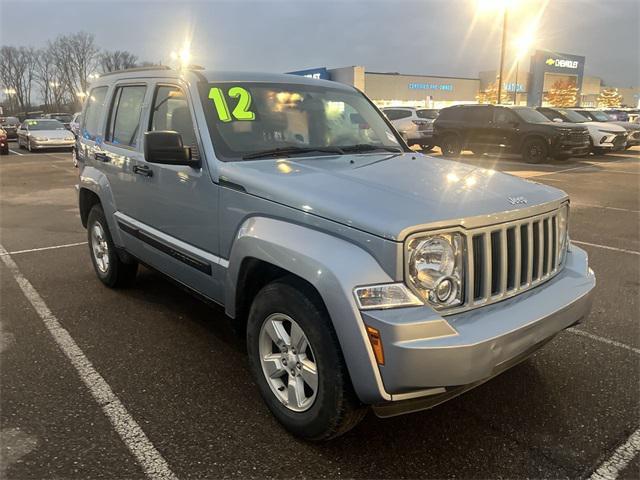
545,57 -> 579,69
528,50 -> 586,107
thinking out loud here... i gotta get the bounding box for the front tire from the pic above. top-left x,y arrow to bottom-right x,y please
87,204 -> 138,288
522,138 -> 548,163
247,278 -> 366,441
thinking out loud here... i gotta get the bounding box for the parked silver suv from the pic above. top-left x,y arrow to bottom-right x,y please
76,67 -> 595,440
382,106 -> 438,150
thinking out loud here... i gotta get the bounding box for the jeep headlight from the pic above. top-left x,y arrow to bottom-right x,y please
406,233 -> 464,308
558,203 -> 569,264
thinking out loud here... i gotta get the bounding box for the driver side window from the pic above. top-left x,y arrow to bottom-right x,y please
149,86 -> 197,149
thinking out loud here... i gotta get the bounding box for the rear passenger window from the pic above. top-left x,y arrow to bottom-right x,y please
388,110 -> 412,120
494,108 -> 518,124
465,107 -> 492,124
149,86 -> 197,147
385,110 -> 412,120
82,86 -> 108,141
107,85 -> 147,148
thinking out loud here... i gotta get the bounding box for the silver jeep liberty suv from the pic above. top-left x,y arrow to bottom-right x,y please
76,67 -> 595,440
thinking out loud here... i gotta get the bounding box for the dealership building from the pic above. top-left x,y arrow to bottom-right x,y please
288,50 -> 640,108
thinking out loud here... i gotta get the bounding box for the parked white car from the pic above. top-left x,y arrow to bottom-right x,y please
537,107 -> 627,154
16,119 -> 76,152
382,107 -> 438,150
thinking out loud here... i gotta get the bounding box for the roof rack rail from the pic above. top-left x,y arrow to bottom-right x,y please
98,65 -> 172,78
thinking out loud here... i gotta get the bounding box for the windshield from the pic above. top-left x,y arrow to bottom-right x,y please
199,82 -> 404,160
512,107 -> 551,123
585,110 -> 611,122
1,116 -> 19,126
555,109 -> 588,123
26,119 -> 66,131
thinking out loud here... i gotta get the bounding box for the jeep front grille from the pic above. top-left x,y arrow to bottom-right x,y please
465,209 -> 561,307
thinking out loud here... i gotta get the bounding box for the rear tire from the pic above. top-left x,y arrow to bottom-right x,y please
246,277 -> 367,441
522,138 -> 548,164
440,135 -> 462,157
87,204 -> 138,288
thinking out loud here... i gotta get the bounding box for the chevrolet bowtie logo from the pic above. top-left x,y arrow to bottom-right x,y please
546,58 -> 556,65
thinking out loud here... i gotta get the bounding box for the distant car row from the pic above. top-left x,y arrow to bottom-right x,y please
0,113 -> 82,155
428,105 -> 638,163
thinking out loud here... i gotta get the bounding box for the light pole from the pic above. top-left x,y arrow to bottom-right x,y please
477,0 -> 520,104
496,8 -> 508,105
512,24 -> 536,106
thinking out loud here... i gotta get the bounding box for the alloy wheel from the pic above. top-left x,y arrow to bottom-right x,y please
91,221 -> 110,273
259,313 -> 318,412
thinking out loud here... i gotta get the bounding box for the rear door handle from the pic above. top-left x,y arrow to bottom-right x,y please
94,152 -> 111,162
133,165 -> 153,177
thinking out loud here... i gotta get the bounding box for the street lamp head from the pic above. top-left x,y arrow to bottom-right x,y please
514,23 -> 537,58
476,0 -> 518,12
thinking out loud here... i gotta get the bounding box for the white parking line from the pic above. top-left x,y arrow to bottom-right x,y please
566,328 -> 640,355
572,240 -> 640,256
0,243 -> 178,480
0,242 -> 87,256
590,428 -> 640,480
8,149 -> 24,156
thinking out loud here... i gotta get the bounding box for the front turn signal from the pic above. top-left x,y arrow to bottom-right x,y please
366,326 -> 385,365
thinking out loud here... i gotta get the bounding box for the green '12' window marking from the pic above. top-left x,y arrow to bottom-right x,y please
209,86 -> 255,122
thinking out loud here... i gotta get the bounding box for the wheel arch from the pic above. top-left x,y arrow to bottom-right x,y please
79,188 -> 101,228
225,216 -> 395,403
519,133 -> 550,152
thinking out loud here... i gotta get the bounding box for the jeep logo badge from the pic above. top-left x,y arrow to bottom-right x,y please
508,196 -> 528,205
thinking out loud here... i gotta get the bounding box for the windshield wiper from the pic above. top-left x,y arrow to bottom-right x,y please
242,146 -> 344,160
340,144 -> 403,154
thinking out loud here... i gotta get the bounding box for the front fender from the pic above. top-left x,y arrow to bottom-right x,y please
225,216 -> 394,403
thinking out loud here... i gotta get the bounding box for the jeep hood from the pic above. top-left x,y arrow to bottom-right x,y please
219,153 -> 567,241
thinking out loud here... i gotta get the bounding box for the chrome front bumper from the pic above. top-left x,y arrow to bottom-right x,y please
31,140 -> 75,149
361,245 -> 595,403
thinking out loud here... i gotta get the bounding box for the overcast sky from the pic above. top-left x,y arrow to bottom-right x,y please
1,0 -> 638,86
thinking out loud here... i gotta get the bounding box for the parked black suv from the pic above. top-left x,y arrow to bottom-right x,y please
0,116 -> 20,139
434,105 -> 590,163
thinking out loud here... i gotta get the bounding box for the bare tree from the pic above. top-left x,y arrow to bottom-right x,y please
49,32 -> 100,107
0,46 -> 37,112
100,50 -> 138,73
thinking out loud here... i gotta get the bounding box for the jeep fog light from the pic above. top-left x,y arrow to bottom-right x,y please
354,283 -> 423,310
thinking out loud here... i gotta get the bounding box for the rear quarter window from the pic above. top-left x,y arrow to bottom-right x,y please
384,109 -> 412,120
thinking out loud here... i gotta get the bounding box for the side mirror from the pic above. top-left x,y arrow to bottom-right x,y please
552,118 -> 563,123
144,131 -> 199,167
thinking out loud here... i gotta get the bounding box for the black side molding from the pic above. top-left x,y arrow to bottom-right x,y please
117,221 -> 212,275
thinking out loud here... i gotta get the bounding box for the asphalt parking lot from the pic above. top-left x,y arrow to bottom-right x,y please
1,142 -> 638,479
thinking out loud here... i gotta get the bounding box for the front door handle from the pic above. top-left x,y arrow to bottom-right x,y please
94,152 -> 111,162
133,165 -> 153,177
